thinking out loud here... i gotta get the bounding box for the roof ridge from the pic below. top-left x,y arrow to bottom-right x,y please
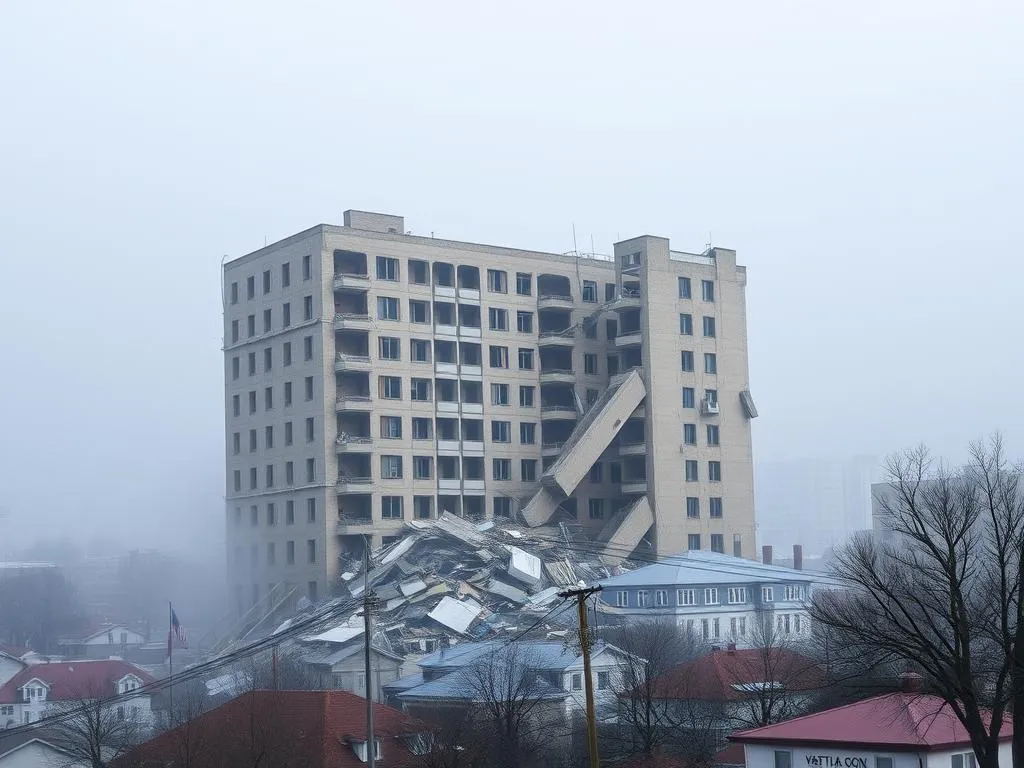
734,692 -> 918,737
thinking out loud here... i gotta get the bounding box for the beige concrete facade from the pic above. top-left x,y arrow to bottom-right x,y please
222,211 -> 756,613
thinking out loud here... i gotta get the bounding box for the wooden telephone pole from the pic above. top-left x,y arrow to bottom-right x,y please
558,585 -> 603,768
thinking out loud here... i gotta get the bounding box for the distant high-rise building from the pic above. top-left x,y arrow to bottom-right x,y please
756,455 -> 880,556
222,210 -> 758,612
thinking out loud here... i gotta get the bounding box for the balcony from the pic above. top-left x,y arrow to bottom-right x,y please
538,293 -> 574,310
461,402 -> 483,415
460,364 -> 482,379
335,354 -> 372,372
336,476 -> 373,493
463,480 -> 486,493
437,440 -> 461,454
615,331 -> 643,348
541,441 -> 564,457
438,477 -> 461,491
335,395 -> 372,412
619,440 -> 646,456
621,479 -> 648,494
458,325 -> 481,339
435,361 -> 459,376
337,515 -> 374,533
540,405 -> 577,421
336,436 -> 373,453
539,369 -> 575,385
333,272 -> 370,292
435,324 -> 457,337
436,400 -> 459,415
614,287 -> 641,309
433,285 -> 457,299
701,397 -> 720,417
458,288 -> 481,303
333,313 -> 371,331
462,440 -> 485,455
538,331 -> 575,348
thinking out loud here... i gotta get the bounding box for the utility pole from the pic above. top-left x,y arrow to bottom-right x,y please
362,538 -> 376,768
559,585 -> 603,768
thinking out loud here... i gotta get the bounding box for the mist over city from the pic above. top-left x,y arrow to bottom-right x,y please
2,3 -> 1023,767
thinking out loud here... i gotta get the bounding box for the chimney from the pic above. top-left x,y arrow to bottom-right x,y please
726,642 -> 737,654
762,545 -> 773,565
793,544 -> 803,571
899,672 -> 923,693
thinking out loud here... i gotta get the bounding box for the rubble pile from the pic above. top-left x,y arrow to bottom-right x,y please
327,513 -> 631,654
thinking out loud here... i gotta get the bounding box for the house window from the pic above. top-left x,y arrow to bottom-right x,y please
516,311 -> 533,333
615,591 -> 629,607
703,316 -> 716,337
409,300 -> 429,323
518,348 -> 534,370
487,269 -> 508,293
686,497 -> 700,518
381,456 -> 403,479
380,376 -> 402,399
607,355 -> 619,375
491,421 -> 511,443
704,353 -> 717,374
678,277 -> 692,299
263,308 -> 272,332
521,459 -> 537,481
379,336 -> 400,360
785,585 -> 803,601
654,589 -> 667,606
381,415 -> 403,439
704,587 -> 719,604
283,303 -> 291,327
682,387 -> 695,408
307,539 -> 316,564
589,463 -> 603,483
677,588 -> 696,606
411,339 -> 431,362
707,425 -> 720,446
519,386 -> 535,407
679,313 -> 693,335
685,460 -> 698,482
637,591 -> 649,607
588,499 -> 605,520
774,751 -> 792,768
519,423 -> 536,445
493,498 -> 512,518
409,259 -> 429,284
597,672 -> 610,690
382,496 -> 404,519
353,739 -> 383,763
582,280 -> 597,302
489,345 -> 508,368
709,461 -> 722,482
683,423 -> 697,445
411,378 -> 431,401
711,534 -> 724,553
728,587 -> 747,604
702,280 -> 715,302
489,307 -> 508,331
584,354 -> 598,375
763,586 -> 775,602
492,458 -> 511,480
571,673 -> 582,691
680,351 -> 694,372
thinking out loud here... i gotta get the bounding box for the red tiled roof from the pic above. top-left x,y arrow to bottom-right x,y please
115,689 -> 432,768
651,648 -> 825,701
0,660 -> 154,703
730,693 -> 1013,752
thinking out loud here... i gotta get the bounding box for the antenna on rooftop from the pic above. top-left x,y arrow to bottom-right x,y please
572,224 -> 578,254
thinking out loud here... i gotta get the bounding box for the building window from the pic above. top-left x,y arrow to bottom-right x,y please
521,459 -> 537,481
679,313 -> 693,335
265,464 -> 274,487
518,348 -> 534,370
248,352 -> 257,376
377,297 -> 399,320
285,460 -> 294,484
379,336 -> 400,360
709,461 -> 722,482
677,589 -> 696,606
381,455 -> 403,479
704,353 -> 717,374
489,345 -> 508,368
774,751 -> 792,768
493,497 -> 512,518
247,314 -> 255,337
875,758 -> 893,768
637,590 -> 649,607
607,355 -> 620,375
263,308 -> 272,332
704,587 -> 718,604
411,378 -> 431,401
376,256 -> 399,281
248,390 -> 257,414
232,432 -> 240,455
307,539 -> 317,564
414,496 -> 432,519
710,497 -> 723,518
286,541 -> 295,564
286,500 -> 294,524
584,354 -> 598,375
589,463 -> 603,483
264,387 -> 273,410
492,458 -> 511,480
380,376 -> 402,399
409,300 -> 429,324
231,356 -> 240,380
516,311 -> 533,333
597,672 -> 610,690
703,316 -> 716,337
514,272 -> 532,295
686,497 -> 700,518
413,456 -> 433,480
571,673 -> 582,691
520,422 -> 536,444
304,376 -> 314,401
412,417 -> 432,440
283,302 -> 291,327
491,382 -> 509,405
688,534 -> 701,551
303,417 -> 315,443
707,425 -> 720,446
685,460 -> 698,482
678,277 -> 692,299
285,422 -> 294,446
302,295 -> 313,321
702,280 -> 715,302
281,262 -> 290,287
302,254 -> 312,280
230,282 -> 238,304
763,586 -> 774,602
382,496 -> 404,519
380,416 -> 403,439
683,423 -> 697,445
491,421 -> 511,443
411,339 -> 431,362
519,386 -> 535,407
409,259 -> 428,284
488,307 -> 508,331
264,347 -> 273,371
246,275 -> 255,299
785,585 -> 803,601
615,591 -> 629,607
728,587 -> 746,604
582,280 -> 597,303
588,499 -> 605,519
231,320 -> 239,343
680,351 -> 694,372
305,458 -> 315,482
487,269 -> 507,293
283,342 -> 292,366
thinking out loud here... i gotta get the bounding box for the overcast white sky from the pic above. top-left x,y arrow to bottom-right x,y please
1,1 -> 1021,552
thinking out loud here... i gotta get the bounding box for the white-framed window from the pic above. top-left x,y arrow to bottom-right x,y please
951,754 -> 976,768
677,588 -> 696,606
597,671 -> 610,690
637,591 -> 649,607
615,591 -> 629,607
655,590 -> 667,606
727,587 -> 747,604
763,586 -> 775,602
353,739 -> 382,763
774,751 -> 792,768
785,584 -> 803,600
571,673 -> 582,691
704,588 -> 719,604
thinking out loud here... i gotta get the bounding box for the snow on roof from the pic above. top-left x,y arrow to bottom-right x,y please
304,615 -> 364,644
600,550 -> 822,588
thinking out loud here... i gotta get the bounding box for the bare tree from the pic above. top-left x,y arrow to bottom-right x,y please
48,682 -> 144,768
811,438 -> 1024,768
458,643 -> 567,768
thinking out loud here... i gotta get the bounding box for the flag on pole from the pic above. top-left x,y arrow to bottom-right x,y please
169,606 -> 189,654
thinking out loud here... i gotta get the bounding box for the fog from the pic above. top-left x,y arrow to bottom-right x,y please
1,1 -> 1022,555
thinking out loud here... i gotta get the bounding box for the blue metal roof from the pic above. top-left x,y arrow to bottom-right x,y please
397,667 -> 568,703
416,640 -> 613,672
599,551 -> 820,589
